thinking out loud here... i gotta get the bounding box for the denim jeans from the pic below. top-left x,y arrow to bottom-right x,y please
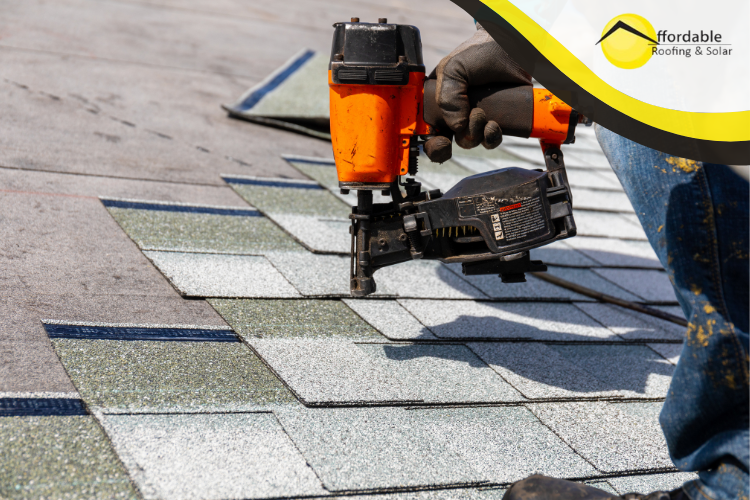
596,125 -> 749,500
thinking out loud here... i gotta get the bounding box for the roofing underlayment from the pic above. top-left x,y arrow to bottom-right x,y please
1,1 -> 697,498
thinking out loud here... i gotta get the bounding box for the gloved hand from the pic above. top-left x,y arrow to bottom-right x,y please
424,22 -> 532,163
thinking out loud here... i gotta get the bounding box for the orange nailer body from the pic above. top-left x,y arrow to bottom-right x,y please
328,19 -> 431,189
529,88 -> 576,152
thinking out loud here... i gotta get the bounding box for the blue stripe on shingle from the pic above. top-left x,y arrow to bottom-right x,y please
222,177 -> 323,190
235,49 -> 316,111
44,324 -> 239,342
0,398 -> 88,417
101,199 -> 261,216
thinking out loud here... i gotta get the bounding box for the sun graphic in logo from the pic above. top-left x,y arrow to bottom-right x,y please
597,14 -> 657,69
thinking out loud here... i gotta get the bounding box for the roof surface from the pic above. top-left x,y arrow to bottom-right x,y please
1,0 -> 695,498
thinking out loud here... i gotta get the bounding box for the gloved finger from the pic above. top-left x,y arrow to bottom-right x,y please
482,121 -> 502,149
436,74 -> 470,134
455,107 -> 487,149
423,136 -> 452,164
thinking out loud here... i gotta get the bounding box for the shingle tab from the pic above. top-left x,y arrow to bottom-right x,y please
470,343 -> 673,399
343,299 -> 437,340
0,416 -> 137,499
102,413 -> 325,499
608,472 -> 698,495
357,343 -> 525,403
144,251 -> 301,298
276,406 -> 596,491
648,343 -> 684,365
574,303 -> 685,341
209,298 -> 383,339
565,236 -> 661,268
570,187 -> 634,213
266,253 -> 487,299
528,402 -> 674,472
443,263 -> 590,301
249,339 -> 422,405
400,300 -> 617,341
546,267 -> 642,302
106,205 -> 301,254
530,240 -> 600,268
574,211 -> 648,240
592,269 -> 678,303
52,339 -> 295,410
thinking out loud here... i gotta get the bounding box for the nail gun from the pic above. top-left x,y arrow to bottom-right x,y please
328,18 -> 580,297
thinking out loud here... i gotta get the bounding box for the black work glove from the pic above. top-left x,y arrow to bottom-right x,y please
424,22 -> 532,163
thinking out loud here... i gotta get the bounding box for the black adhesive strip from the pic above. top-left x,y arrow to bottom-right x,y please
0,398 -> 88,417
101,199 -> 261,217
222,176 -> 324,190
44,324 -> 239,342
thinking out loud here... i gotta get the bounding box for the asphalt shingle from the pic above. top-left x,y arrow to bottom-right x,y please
399,300 -> 617,341
574,303 -> 685,342
530,240 -> 601,268
470,343 -> 673,399
105,203 -> 301,254
570,187 -> 634,213
357,343 -> 525,403
565,236 -> 661,268
249,339 -> 422,405
546,267 -> 643,302
209,298 -> 383,339
592,269 -> 678,303
276,406 -> 596,491
608,472 -> 698,495
528,402 -> 674,472
0,415 -> 137,499
574,211 -> 648,240
101,413 -> 325,499
648,343 -> 684,365
51,337 -> 295,411
443,263 -> 591,301
343,299 -> 438,340
144,251 -> 301,298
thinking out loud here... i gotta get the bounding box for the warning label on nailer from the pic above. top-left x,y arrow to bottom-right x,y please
495,197 -> 547,243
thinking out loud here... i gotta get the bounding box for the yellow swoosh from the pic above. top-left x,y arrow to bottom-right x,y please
482,0 -> 750,142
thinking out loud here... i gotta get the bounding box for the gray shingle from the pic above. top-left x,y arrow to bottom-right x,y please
209,298 -> 383,339
266,253 -> 486,299
527,402 -> 674,472
565,236 -> 662,268
592,269 -> 678,303
0,416 -> 137,499
144,251 -> 301,298
268,213 -> 351,253
530,240 -> 601,268
329,487 -> 508,500
249,339 -> 422,405
648,343 -> 684,365
443,263 -> 591,301
276,406 -> 596,491
574,211 -> 648,240
52,338 -> 295,411
226,176 -> 349,217
399,300 -> 617,341
343,299 -> 438,340
546,267 -> 642,302
608,472 -> 697,495
101,413 -> 325,499
470,343 -> 673,399
469,343 -> 623,399
574,303 -> 685,341
357,343 -> 525,403
570,187 -> 634,213
106,205 -> 301,254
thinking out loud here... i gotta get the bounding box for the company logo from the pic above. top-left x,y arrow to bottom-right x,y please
596,14 -> 657,69
597,14 -> 733,69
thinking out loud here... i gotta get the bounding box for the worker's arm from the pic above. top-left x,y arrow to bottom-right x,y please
424,22 -> 532,162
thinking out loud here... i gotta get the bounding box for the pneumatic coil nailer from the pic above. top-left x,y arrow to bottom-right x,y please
328,18 -> 581,297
